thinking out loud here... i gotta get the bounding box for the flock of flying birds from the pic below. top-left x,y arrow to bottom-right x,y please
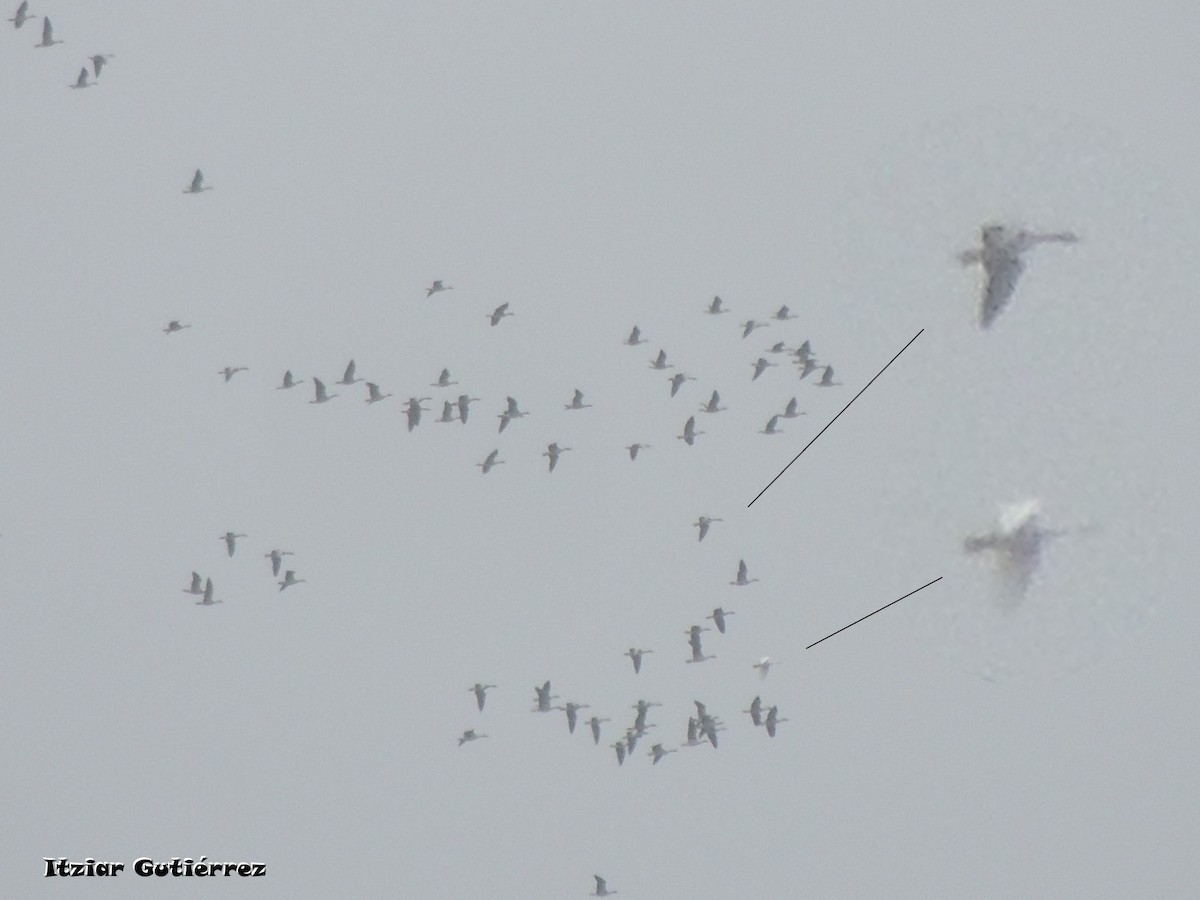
14,6 -> 1084,891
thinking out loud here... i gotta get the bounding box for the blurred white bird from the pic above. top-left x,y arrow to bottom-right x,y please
625,443 -> 650,461
705,296 -> 728,315
753,656 -> 776,679
69,67 -> 92,89
9,3 -> 33,28
592,875 -> 617,897
365,382 -> 392,404
477,449 -> 503,474
731,559 -> 758,586
752,357 -> 776,381
337,360 -> 362,386
487,303 -> 513,326
219,366 -> 248,382
34,15 -> 61,46
959,223 -> 1078,329
457,729 -> 487,746
220,532 -> 246,557
264,549 -> 293,577
963,498 -> 1074,602
183,571 -> 204,595
277,570 -> 305,591
543,442 -> 570,472
625,326 -> 646,346
184,169 -> 211,194
469,683 -> 497,711
669,372 -> 696,397
163,320 -> 190,334
89,53 -> 113,77
565,389 -> 592,410
277,370 -> 303,390
693,516 -> 722,541
310,378 -> 338,404
426,280 -> 453,297
760,414 -> 782,435
678,415 -> 703,446
649,349 -> 672,370
741,320 -> 768,338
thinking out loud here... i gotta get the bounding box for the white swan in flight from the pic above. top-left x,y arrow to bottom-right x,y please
277,370 -> 303,390
34,15 -> 61,46
693,516 -> 721,542
543,442 -> 570,472
963,498 -> 1070,601
487,302 -> 513,326
365,382 -> 392,404
9,3 -> 33,29
959,223 -> 1078,329
220,532 -> 247,557
753,656 -> 776,679
310,378 -> 338,404
469,683 -> 497,711
669,372 -> 696,397
731,559 -> 758,586
678,415 -> 703,446
278,569 -> 306,591
184,169 -> 211,193
264,549 -> 293,577
476,449 -> 503,474
457,729 -> 487,746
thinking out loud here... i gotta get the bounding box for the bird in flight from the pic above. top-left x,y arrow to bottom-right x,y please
69,67 -> 93,89
487,303 -> 513,326
183,571 -> 204,596
9,2 -> 33,29
625,325 -> 646,346
219,366 -> 248,382
220,532 -> 247,557
731,559 -> 758,586
963,498 -> 1075,602
337,360 -> 362,386
693,516 -> 722,542
741,320 -> 768,338
264,549 -> 293,577
678,415 -> 703,446
365,383 -> 392,404
310,378 -> 338,404
705,296 -> 728,315
278,570 -> 306,591
624,647 -> 652,674
591,874 -> 617,897
162,320 -> 190,334
277,370 -> 303,389
476,449 -> 503,474
426,280 -> 453,297
34,15 -> 61,47
457,729 -> 487,747
564,389 -> 592,410
89,53 -> 113,77
184,169 -> 212,194
469,683 -> 497,711
625,443 -> 650,461
543,442 -> 571,472
959,223 -> 1078,329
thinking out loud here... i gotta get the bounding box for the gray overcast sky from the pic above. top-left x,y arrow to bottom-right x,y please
3,1 -> 1198,897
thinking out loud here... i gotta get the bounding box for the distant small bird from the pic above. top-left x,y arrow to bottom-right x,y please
437,401 -> 457,423
277,569 -> 305,591
699,390 -> 726,413
731,559 -> 758,586
767,341 -> 789,354
678,415 -> 703,446
625,326 -> 646,346
365,382 -> 392,404
184,169 -> 211,194
773,305 -> 797,321
431,368 -> 457,388
457,729 -> 487,747
752,357 -> 776,381
564,388 -> 592,410
760,414 -> 782,435
625,443 -> 650,461
794,339 -> 814,361
753,656 -> 776,679
337,360 -> 362,386
469,683 -> 497,711
183,571 -> 204,595
89,53 -> 113,78
649,349 -> 672,370
782,397 -> 804,418
591,875 -> 617,897
277,370 -> 303,390
9,2 -> 32,29
69,67 -> 92,89
197,577 -> 217,606
587,716 -> 610,745
668,372 -> 696,397
744,695 -> 764,727
220,532 -> 246,557
426,280 -> 452,297
741,320 -> 768,338
456,394 -> 480,424
693,516 -> 722,542
764,704 -> 788,737
705,296 -> 728,315
219,366 -> 248,382
487,303 -> 513,326
477,449 -> 503,474
649,743 -> 677,765
34,15 -> 60,47
624,647 -> 653,674
707,607 -> 734,633
264,549 -> 293,577
543,442 -> 570,472
797,357 -> 819,380
310,378 -> 338,404
162,320 -> 190,334
816,365 -> 841,387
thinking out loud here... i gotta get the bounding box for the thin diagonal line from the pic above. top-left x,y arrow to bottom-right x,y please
747,328 -> 923,507
805,576 -> 942,650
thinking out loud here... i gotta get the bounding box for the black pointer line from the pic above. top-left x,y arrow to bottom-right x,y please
806,576 -> 943,650
747,328 -> 924,507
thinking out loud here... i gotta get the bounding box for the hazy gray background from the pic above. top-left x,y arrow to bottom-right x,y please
3,1 -> 1197,896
